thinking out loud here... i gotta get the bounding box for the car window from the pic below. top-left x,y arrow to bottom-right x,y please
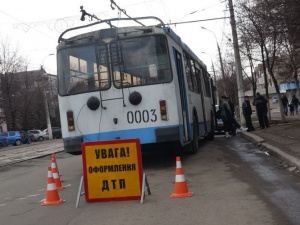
1,132 -> 8,137
9,131 -> 15,136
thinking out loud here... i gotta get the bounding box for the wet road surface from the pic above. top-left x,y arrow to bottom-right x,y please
0,135 -> 300,224
227,137 -> 300,225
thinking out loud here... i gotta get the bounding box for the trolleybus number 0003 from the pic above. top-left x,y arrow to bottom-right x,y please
127,109 -> 157,124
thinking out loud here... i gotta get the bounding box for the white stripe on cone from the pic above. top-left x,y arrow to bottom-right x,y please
175,174 -> 186,182
47,183 -> 57,191
176,161 -> 182,168
53,172 -> 59,179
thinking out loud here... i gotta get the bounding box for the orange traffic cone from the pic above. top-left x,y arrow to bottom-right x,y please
41,167 -> 65,206
170,157 -> 193,198
51,162 -> 65,190
51,154 -> 63,182
52,152 -> 62,176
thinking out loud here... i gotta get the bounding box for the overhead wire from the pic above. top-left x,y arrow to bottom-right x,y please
174,0 -> 227,22
159,0 -> 170,21
166,17 -> 229,26
110,0 -> 145,26
0,9 -> 55,40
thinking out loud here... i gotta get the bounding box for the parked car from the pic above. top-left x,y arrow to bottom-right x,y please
0,131 -> 24,146
28,129 -> 47,141
0,135 -> 8,148
19,131 -> 33,144
43,127 -> 62,139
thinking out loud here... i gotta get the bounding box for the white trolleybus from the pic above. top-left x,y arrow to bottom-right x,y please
57,17 -> 215,155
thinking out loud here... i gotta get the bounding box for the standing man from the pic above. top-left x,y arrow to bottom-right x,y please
219,95 -> 233,138
242,96 -> 255,132
281,94 -> 288,116
253,92 -> 269,129
291,95 -> 299,115
226,97 -> 247,135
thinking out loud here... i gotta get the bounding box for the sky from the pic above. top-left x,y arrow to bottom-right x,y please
0,0 -> 232,76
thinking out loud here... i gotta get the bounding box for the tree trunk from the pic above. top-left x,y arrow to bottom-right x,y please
260,44 -> 272,121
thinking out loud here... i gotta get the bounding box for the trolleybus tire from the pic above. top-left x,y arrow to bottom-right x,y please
188,115 -> 199,154
204,115 -> 215,140
69,152 -> 82,155
169,141 -> 183,156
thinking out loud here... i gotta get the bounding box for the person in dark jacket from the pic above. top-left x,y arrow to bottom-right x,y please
281,94 -> 288,116
253,92 -> 269,129
226,97 -> 247,135
242,96 -> 255,132
289,102 -> 295,116
291,95 -> 299,115
219,95 -> 233,138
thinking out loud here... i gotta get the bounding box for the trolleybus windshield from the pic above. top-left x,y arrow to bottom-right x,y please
57,35 -> 172,96
112,35 -> 172,88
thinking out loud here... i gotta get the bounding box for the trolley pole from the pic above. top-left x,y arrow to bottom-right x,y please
228,0 -> 245,124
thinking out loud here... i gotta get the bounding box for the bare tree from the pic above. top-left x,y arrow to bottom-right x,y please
236,0 -> 287,121
0,39 -> 59,131
0,39 -> 28,130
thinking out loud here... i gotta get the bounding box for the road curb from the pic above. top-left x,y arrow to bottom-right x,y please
241,132 -> 300,169
0,148 -> 65,168
241,132 -> 264,145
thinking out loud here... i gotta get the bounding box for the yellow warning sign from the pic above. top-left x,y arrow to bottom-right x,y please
82,139 -> 143,202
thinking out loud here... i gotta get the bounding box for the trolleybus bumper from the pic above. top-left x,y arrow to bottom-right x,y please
63,137 -> 83,153
155,126 -> 180,143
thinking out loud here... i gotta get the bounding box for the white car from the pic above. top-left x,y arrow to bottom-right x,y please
28,130 -> 48,141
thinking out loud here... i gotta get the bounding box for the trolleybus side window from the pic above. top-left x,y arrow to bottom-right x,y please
190,59 -> 200,93
203,70 -> 211,97
183,53 -> 193,91
112,35 -> 172,88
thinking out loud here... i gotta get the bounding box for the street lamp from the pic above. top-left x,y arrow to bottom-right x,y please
201,27 -> 226,96
41,53 -> 54,140
201,52 -> 219,104
42,53 -> 54,70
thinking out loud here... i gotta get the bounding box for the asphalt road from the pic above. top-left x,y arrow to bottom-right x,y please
1,135 -> 300,225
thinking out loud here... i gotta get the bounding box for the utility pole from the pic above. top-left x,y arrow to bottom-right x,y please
228,0 -> 245,124
211,61 -> 219,104
217,44 -> 226,96
43,90 -> 53,140
41,53 -> 54,140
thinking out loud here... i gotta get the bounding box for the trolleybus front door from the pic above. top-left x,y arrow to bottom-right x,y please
174,49 -> 189,142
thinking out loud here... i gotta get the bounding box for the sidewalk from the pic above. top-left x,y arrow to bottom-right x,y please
0,139 -> 64,167
241,111 -> 300,170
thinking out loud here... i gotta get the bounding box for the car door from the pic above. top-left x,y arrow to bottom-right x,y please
31,131 -> 39,140
7,131 -> 16,144
0,133 -> 8,145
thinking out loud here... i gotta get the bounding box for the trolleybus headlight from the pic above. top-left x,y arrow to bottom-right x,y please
67,110 -> 75,131
87,96 -> 100,110
129,91 -> 142,105
159,100 -> 168,120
